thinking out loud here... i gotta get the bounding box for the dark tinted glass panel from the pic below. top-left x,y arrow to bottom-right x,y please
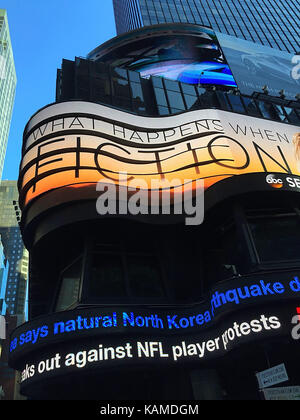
170,108 -> 184,114
112,67 -> 128,79
164,79 -> 180,92
284,107 -> 300,124
127,256 -> 164,298
76,59 -> 89,73
133,101 -> 146,114
112,78 -> 130,97
56,259 -> 82,311
93,240 -> 120,253
181,83 -> 197,95
92,77 -> 111,100
216,92 -> 230,111
257,101 -> 279,120
94,61 -> 108,75
158,106 -> 169,115
89,254 -> 125,298
154,87 -> 168,106
77,87 -> 90,101
128,70 -> 140,82
242,98 -> 261,117
123,237 -> 154,253
205,91 -> 219,108
273,105 -> 288,122
152,76 -> 164,88
197,87 -> 206,97
184,94 -> 198,109
167,90 -> 185,109
227,94 -> 245,113
130,81 -> 144,101
112,96 -> 132,110
249,216 -> 300,262
203,226 -> 240,289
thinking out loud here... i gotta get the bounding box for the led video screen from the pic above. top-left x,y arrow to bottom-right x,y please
91,26 -> 237,88
20,101 -> 300,212
216,32 -> 300,100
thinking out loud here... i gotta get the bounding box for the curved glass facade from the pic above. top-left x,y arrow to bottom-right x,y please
56,56 -> 300,123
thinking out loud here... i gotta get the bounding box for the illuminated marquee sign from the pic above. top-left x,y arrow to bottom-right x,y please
9,274 -> 300,357
20,101 -> 300,211
12,305 -> 297,388
9,273 -> 300,388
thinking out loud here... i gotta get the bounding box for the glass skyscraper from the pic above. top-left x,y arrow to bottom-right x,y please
0,236 -> 8,315
113,0 -> 299,53
0,181 -> 28,318
0,10 -> 16,180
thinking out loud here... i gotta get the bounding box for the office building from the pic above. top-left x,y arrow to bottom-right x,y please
0,181 -> 28,317
0,311 -> 21,400
0,181 -> 27,400
0,10 -> 16,180
7,6 -> 300,400
0,236 -> 8,314
0,236 -> 21,401
113,0 -> 299,53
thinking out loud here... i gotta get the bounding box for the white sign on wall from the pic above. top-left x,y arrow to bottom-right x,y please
0,315 -> 5,340
263,386 -> 300,400
256,363 -> 288,389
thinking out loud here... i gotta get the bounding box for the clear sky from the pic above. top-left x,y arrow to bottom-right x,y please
1,0 -> 116,180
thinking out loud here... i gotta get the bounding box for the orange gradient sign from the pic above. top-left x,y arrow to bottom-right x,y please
19,101 -> 300,210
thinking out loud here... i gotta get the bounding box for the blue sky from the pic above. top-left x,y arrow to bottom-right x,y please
1,0 -> 116,180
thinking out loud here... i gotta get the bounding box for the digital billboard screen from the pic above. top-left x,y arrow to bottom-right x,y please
20,101 -> 300,214
216,32 -> 300,100
89,25 -> 237,88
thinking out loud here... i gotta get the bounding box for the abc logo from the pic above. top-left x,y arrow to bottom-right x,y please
266,174 -> 283,189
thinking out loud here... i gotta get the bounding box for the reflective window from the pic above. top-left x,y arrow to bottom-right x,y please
112,67 -> 128,79
154,87 -> 168,107
256,101 -> 278,120
273,104 -> 288,122
216,92 -> 230,111
152,76 -> 164,88
89,254 -> 125,298
127,256 -> 164,298
284,107 -> 300,124
131,81 -> 145,113
184,94 -> 199,109
170,108 -> 184,114
167,90 -> 185,110
112,96 -> 132,111
128,70 -> 140,83
203,222 -> 242,291
249,215 -> 300,262
92,77 -> 111,102
112,77 -> 130,97
197,87 -> 206,98
56,259 -> 82,311
242,97 -> 261,117
158,105 -> 169,115
227,94 -> 245,113
59,57 -> 300,124
130,81 -> 144,101
86,240 -> 166,301
164,79 -> 180,92
181,83 -> 197,95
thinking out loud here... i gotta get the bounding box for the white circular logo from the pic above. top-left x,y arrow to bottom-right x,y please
266,174 -> 283,189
